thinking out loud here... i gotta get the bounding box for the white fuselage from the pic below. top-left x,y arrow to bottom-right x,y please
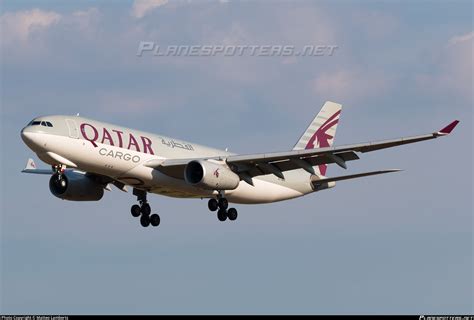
21,115 -> 316,204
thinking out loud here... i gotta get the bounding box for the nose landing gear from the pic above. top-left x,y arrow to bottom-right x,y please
49,164 -> 67,193
52,164 -> 66,181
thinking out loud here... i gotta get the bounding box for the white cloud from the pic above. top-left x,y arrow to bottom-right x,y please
0,9 -> 61,43
351,10 -> 399,39
449,31 -> 474,45
311,69 -> 391,104
1,7 -> 101,63
98,92 -> 166,114
0,7 -> 100,46
132,0 -> 168,19
417,31 -> 473,102
70,8 -> 101,32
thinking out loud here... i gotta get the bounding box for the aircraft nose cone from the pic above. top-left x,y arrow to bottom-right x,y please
21,129 -> 32,145
20,127 -> 28,142
21,127 -> 41,151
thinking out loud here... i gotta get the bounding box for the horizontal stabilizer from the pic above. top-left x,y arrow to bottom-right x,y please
22,158 -> 53,175
311,169 -> 402,186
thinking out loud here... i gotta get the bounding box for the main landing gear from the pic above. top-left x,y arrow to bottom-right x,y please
131,189 -> 160,228
208,194 -> 238,222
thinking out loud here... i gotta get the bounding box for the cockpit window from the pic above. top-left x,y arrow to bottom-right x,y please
27,120 -> 53,127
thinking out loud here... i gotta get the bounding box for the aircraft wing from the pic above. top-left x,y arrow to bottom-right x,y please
146,120 -> 459,181
226,120 -> 459,177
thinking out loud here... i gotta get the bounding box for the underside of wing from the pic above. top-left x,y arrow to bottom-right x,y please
144,151 -> 359,180
228,150 -> 359,178
225,120 -> 459,181
145,120 -> 459,183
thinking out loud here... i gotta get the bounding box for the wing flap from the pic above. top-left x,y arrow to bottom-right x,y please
230,151 -> 359,178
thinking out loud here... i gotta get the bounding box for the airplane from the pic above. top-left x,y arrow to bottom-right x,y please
21,101 -> 459,228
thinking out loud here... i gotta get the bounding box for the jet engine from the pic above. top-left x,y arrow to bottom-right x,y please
49,171 -> 104,201
184,160 -> 240,190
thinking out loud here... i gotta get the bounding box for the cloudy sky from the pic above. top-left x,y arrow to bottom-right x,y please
1,0 -> 472,314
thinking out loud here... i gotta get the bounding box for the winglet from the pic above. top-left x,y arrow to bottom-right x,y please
438,120 -> 460,135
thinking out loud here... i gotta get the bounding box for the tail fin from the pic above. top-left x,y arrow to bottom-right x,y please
293,101 -> 342,175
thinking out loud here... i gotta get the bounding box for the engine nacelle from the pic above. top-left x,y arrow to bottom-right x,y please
184,160 -> 240,190
49,171 -> 104,201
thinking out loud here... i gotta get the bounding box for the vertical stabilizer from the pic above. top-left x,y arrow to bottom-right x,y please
293,101 -> 342,175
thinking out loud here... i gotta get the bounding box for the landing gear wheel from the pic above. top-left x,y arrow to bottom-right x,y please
150,214 -> 160,227
208,199 -> 219,211
140,214 -> 150,227
217,209 -> 227,222
218,198 -> 229,210
131,204 -> 141,217
227,208 -> 238,221
141,203 -> 151,216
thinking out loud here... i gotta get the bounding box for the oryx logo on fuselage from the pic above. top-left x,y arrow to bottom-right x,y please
305,110 -> 341,175
80,123 -> 155,155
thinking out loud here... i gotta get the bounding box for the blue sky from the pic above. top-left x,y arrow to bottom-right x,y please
1,0 -> 472,314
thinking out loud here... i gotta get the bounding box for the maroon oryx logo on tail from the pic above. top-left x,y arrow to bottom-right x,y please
305,110 -> 341,176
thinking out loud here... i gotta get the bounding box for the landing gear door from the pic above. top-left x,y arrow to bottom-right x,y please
66,119 -> 79,138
